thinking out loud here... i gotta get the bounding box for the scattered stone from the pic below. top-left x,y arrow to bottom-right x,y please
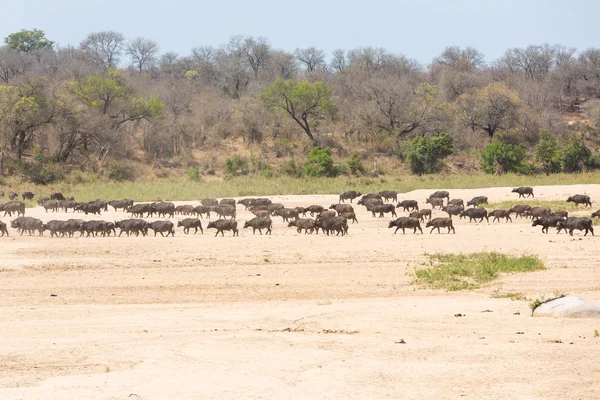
454,313 -> 465,317
533,296 -> 600,319
394,339 -> 406,344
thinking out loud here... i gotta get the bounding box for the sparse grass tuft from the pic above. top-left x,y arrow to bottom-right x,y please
316,300 -> 332,306
413,252 -> 546,291
594,329 -> 599,338
529,292 -> 567,315
105,366 -> 110,373
263,257 -> 269,263
491,290 -> 527,301
486,199 -> 586,213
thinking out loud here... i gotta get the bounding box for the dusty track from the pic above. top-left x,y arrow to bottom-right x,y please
1,185 -> 600,399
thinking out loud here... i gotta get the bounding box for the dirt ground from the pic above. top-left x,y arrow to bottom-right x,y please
1,184 -> 600,399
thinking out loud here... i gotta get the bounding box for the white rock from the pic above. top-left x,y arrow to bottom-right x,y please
533,296 -> 600,318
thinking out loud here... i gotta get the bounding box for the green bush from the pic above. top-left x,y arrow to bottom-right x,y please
223,155 -> 249,176
104,161 -> 135,182
186,166 -> 201,181
562,134 -> 591,172
25,161 -> 63,185
481,141 -> 526,174
281,159 -> 304,177
406,133 -> 454,175
305,147 -> 339,177
535,131 -> 562,173
260,168 -> 274,178
347,152 -> 364,175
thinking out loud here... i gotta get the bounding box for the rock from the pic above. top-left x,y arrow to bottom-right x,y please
533,296 -> 600,318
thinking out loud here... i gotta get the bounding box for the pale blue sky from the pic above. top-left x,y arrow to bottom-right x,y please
2,0 -> 596,64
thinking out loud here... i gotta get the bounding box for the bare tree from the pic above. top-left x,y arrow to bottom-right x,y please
434,46 -> 484,72
79,31 -> 125,69
348,47 -> 387,73
228,35 -> 270,77
269,50 -> 297,79
126,37 -> 159,72
189,45 -> 218,83
330,49 -> 347,72
501,44 -> 557,80
294,47 -> 326,71
0,46 -> 33,84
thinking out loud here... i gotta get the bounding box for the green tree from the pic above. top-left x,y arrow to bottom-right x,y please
305,147 -> 338,177
406,133 -> 454,174
535,130 -> 562,173
260,79 -> 335,143
481,141 -> 526,174
562,134 -> 591,172
347,152 -> 365,175
4,29 -> 54,54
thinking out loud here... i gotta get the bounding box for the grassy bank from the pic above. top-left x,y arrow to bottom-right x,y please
3,171 -> 600,203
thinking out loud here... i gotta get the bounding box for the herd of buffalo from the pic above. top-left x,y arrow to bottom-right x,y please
0,186 -> 596,238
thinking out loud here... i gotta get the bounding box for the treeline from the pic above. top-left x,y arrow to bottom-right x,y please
1,29 -> 600,183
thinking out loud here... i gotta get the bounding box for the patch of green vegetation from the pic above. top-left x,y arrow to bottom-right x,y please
594,329 -> 599,338
486,199 -> 584,213
490,290 -> 527,301
529,292 -> 566,315
413,252 -> 546,291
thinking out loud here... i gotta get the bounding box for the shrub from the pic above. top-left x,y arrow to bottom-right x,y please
281,159 -> 304,177
305,147 -> 339,177
104,161 -> 135,182
260,168 -> 274,178
186,166 -> 201,181
535,131 -> 562,173
481,141 -> 526,174
347,152 -> 364,175
223,155 -> 249,176
25,161 -> 63,185
406,133 -> 453,175
562,134 -> 591,172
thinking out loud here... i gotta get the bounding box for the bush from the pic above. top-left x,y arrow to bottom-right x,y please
25,161 -> 63,185
481,141 -> 526,174
186,166 -> 201,181
562,134 -> 591,172
305,147 -> 339,177
535,131 -> 562,173
281,159 -> 304,177
406,133 -> 454,175
347,152 -> 364,175
104,161 -> 135,182
260,168 -> 274,178
223,155 -> 249,176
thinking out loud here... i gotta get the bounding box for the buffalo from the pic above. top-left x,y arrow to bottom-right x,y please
379,191 -> 398,203
177,218 -> 203,234
567,194 -> 592,207
148,221 -> 175,237
388,217 -> 422,234
512,186 -> 534,198
556,217 -> 594,236
441,205 -> 463,218
426,218 -> 455,234
288,218 -> 317,234
460,208 -> 489,223
489,210 -> 512,223
339,191 -> 362,203
207,219 -> 239,237
396,200 -> 419,212
532,216 -> 565,234
466,196 -> 488,207
425,197 -> 444,209
243,217 -> 272,235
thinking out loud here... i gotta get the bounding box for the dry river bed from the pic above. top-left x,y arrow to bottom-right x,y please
1,184 -> 600,399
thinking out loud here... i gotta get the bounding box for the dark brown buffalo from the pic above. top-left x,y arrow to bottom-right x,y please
512,186 -> 534,198
220,198 -> 236,206
288,218 -> 317,234
43,220 -> 66,238
367,203 -> 397,218
127,203 -> 152,218
339,190 -> 362,203
175,205 -> 195,215
448,199 -> 464,207
243,217 -> 272,235
551,211 -> 568,219
426,218 -> 455,234
379,191 -> 398,202
50,192 -> 66,201
489,210 -> 512,223
556,217 -> 594,236
9,192 -> 18,200
523,207 -> 551,219
441,205 -> 463,218
429,191 -> 450,202
109,199 -> 134,211
92,199 -> 109,211
211,205 -> 236,220
201,198 -> 219,207
315,216 -> 348,236
466,196 -> 488,207
388,217 -> 422,234
61,199 -> 78,212
207,219 -> 239,237
0,220 -> 8,236
272,208 -> 298,222
1,201 -> 25,216
251,209 -> 269,218
396,200 -> 419,212
148,221 -> 175,237
42,200 -> 60,213
532,216 -> 565,234
76,202 -> 102,215
425,197 -> 444,209
509,205 -> 531,218
116,219 -> 148,237
193,205 -> 211,219
237,198 -> 254,210
357,193 -> 382,206
178,218 -> 203,234
319,210 -> 337,219
11,216 -> 44,236
330,204 -> 354,214
152,202 -> 175,218
294,206 -> 307,217
592,210 -> 600,219
267,203 -> 285,215
22,191 -> 35,201
341,211 -> 358,223
460,208 -> 489,223
306,205 -> 324,216
409,211 -> 426,223
567,194 -> 592,207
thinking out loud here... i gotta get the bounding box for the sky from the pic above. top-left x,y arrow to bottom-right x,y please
1,0 -> 596,65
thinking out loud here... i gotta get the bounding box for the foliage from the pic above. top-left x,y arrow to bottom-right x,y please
481,141 -> 527,174
406,133 -> 454,174
347,152 -> 365,175
4,29 -> 54,53
304,147 -> 339,177
260,79 -> 335,142
186,166 -> 201,181
223,155 -> 250,176
104,161 -> 135,181
413,253 -> 545,291
561,134 -> 591,172
21,159 -> 63,185
280,159 -> 304,177
535,131 -> 562,173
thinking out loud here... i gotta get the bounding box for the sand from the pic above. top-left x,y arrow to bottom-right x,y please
1,184 -> 600,399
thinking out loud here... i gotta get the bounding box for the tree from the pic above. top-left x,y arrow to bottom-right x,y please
228,35 -> 270,77
456,82 -> 524,139
562,134 -> 590,172
434,46 -> 484,72
79,31 -> 125,69
305,146 -> 338,177
330,49 -> 347,72
4,29 -> 53,54
126,37 -> 159,72
535,130 -> 561,173
406,133 -> 453,174
480,141 -> 526,174
260,79 -> 335,143
295,47 -> 326,71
